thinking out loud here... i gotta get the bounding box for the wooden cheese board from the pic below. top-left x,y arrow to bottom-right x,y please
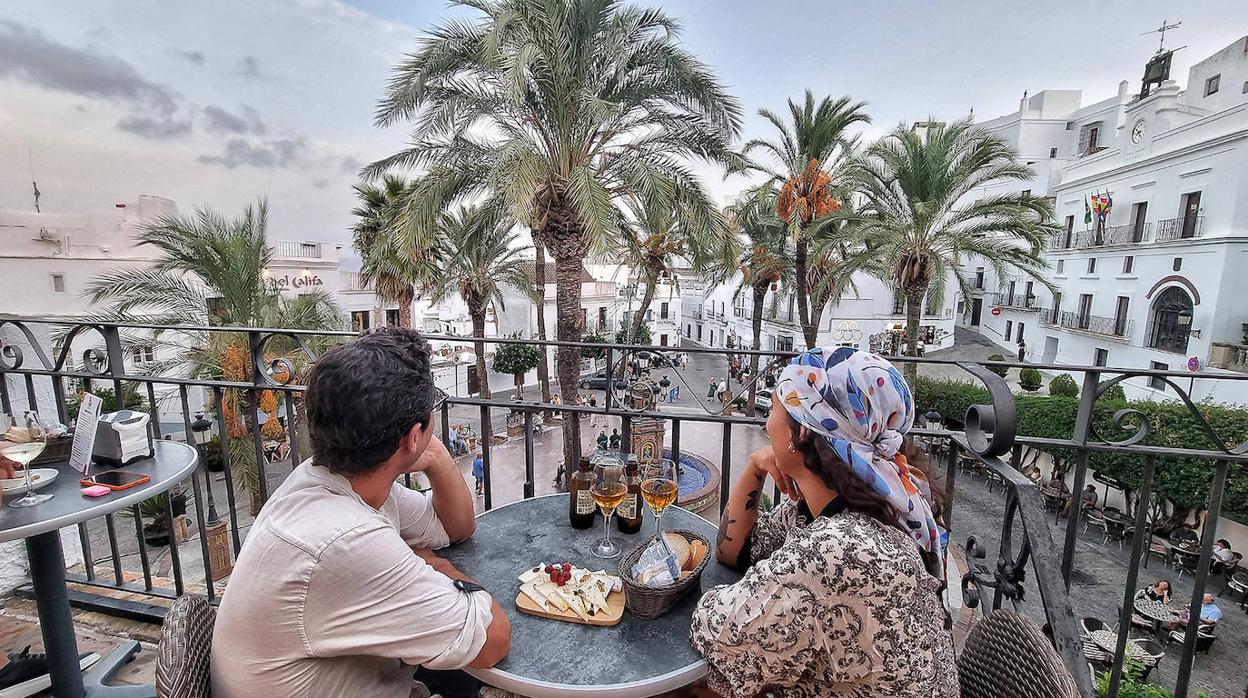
514,586 -> 626,626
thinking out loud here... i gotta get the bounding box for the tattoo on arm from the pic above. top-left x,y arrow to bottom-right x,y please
745,489 -> 760,511
716,510 -> 735,549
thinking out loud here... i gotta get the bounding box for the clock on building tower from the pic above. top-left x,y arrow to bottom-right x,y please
1131,119 -> 1146,144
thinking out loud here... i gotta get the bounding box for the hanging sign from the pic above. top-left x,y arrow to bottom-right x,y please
991,307 -> 1002,316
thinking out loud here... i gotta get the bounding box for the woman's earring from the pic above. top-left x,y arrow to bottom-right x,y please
787,444 -> 797,454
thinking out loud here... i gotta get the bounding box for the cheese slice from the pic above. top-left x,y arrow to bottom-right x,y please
533,581 -> 566,611
518,565 -> 545,585
519,582 -> 549,611
555,587 -> 588,620
582,586 -> 609,614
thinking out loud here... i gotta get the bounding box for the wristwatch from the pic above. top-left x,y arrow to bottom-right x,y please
453,579 -> 486,594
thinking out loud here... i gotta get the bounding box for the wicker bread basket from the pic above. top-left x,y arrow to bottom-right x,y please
618,529 -> 711,619
29,434 -> 74,466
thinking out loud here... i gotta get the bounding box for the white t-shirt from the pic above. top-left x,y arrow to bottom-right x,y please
211,460 -> 492,698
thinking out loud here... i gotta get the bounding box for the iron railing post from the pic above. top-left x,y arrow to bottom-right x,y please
1175,459 -> 1231,697
1108,455 -> 1156,696
1062,368 -> 1100,586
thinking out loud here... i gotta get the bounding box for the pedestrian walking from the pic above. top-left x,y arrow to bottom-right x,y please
717,378 -> 728,402
707,377 -> 717,401
1017,338 -> 1026,362
472,451 -> 484,497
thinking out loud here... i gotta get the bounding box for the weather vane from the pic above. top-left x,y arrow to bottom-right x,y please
1141,19 -> 1181,55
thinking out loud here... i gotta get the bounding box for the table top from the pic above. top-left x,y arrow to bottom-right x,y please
440,494 -> 742,698
0,440 -> 198,543
1089,629 -> 1147,659
1134,597 -> 1179,622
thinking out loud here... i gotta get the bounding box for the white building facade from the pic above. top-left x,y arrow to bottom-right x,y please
961,36 -> 1248,403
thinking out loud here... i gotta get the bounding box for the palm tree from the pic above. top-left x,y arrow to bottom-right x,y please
723,186 -> 791,416
745,91 -> 870,348
369,0 -> 744,470
351,176 -> 419,327
532,234 -> 552,404
426,203 -> 535,403
85,200 -> 343,512
617,190 -> 736,342
849,119 -> 1057,383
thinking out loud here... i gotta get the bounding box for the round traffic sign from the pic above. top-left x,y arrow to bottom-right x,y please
1187,356 -> 1200,372
991,307 -> 1002,317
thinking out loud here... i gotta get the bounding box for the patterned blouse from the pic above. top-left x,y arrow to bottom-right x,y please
689,499 -> 959,698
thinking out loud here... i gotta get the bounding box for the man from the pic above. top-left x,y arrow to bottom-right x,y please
448,423 -> 462,456
596,431 -> 609,450
472,452 -> 485,497
609,429 -> 621,450
1062,483 -> 1096,517
212,328 -> 510,698
1169,594 -> 1222,631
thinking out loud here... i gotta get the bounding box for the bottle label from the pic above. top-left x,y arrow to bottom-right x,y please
617,493 -> 638,520
576,489 -> 596,515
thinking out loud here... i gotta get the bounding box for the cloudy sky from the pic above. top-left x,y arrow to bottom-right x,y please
1,0 -> 1243,258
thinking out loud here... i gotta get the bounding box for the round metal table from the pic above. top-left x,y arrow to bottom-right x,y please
0,440 -> 199,698
441,494 -> 741,697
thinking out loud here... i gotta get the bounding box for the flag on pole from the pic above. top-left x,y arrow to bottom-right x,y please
1104,191 -> 1113,217
1084,196 -> 1092,224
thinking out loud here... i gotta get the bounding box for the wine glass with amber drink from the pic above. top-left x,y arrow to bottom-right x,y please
641,458 -> 678,538
590,461 -> 626,558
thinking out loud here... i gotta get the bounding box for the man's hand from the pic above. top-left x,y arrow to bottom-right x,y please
0,456 -> 16,481
409,436 -> 453,474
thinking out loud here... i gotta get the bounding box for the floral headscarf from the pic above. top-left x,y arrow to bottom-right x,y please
777,346 -> 943,566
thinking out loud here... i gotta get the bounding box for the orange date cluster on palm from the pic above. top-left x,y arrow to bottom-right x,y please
777,159 -> 841,224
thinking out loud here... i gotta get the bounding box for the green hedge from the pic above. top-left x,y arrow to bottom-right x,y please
914,376 -> 1248,524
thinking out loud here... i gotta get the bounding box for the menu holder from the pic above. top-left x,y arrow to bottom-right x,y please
69,392 -> 103,476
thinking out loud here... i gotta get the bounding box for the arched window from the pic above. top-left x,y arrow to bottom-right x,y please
1146,287 -> 1194,354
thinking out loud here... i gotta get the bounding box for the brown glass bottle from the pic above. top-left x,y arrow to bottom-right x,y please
616,455 -> 643,534
569,456 -> 597,529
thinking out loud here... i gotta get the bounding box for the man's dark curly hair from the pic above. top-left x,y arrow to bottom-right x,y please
305,327 -> 436,475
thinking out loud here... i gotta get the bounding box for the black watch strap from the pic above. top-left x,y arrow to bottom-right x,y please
453,579 -> 486,594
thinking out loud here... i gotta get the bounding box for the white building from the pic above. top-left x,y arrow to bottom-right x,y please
961,36 -> 1248,403
679,270 -> 958,356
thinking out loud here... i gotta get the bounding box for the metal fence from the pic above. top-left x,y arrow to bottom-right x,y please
4,316 -> 1248,697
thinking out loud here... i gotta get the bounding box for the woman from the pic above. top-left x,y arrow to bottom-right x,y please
1144,579 -> 1172,604
691,347 -> 957,698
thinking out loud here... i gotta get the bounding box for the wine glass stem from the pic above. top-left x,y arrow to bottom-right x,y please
654,512 -> 663,538
603,512 -> 613,548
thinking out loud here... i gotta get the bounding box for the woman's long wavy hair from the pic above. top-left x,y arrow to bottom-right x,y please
787,418 -> 947,576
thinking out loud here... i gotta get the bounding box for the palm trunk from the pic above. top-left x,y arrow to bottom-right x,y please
795,231 -> 815,349
747,284 -> 766,417
628,274 -> 659,342
808,288 -> 828,347
398,286 -> 414,328
903,283 -> 925,386
533,240 -> 552,403
470,308 -> 494,456
553,250 -> 585,485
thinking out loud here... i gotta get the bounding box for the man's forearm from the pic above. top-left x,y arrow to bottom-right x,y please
425,453 -> 476,543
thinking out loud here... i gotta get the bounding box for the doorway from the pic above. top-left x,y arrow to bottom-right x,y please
1041,336 -> 1058,364
970,298 -> 983,327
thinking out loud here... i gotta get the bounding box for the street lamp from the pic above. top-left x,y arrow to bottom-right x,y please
924,410 -> 942,429
190,413 -> 217,523
191,412 -> 233,581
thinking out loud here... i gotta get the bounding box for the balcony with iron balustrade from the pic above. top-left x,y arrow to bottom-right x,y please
1151,216 -> 1204,242
1039,308 -> 1132,339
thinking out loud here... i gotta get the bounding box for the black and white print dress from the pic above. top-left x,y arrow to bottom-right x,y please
689,499 -> 959,698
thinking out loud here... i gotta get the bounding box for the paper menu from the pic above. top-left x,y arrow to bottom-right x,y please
69,392 -> 103,475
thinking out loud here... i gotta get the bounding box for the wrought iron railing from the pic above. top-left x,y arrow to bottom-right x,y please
1055,310 -> 1132,338
991,293 -> 1038,310
1074,223 -> 1150,248
1152,216 -> 1204,242
271,240 -> 323,259
4,317 -> 1248,695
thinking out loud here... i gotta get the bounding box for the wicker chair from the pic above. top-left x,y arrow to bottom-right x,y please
958,609 -> 1079,698
156,594 -> 216,698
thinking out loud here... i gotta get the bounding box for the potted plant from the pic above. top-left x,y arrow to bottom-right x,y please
1019,367 -> 1043,392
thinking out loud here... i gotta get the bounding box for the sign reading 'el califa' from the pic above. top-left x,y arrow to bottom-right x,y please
266,273 -> 324,291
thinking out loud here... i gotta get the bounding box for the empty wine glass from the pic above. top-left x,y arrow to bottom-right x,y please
5,411 -> 53,508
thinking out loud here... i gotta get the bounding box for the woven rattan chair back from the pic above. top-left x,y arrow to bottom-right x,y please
156,594 -> 216,698
958,609 -> 1079,698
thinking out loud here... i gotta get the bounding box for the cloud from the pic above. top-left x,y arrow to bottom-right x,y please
117,114 -> 192,139
177,49 -> 206,65
202,104 -> 266,136
0,21 -> 190,140
312,178 -> 332,189
339,156 -> 361,175
237,55 -> 262,78
198,137 -> 307,169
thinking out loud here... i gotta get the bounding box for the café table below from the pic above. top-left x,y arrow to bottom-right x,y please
441,494 -> 742,698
